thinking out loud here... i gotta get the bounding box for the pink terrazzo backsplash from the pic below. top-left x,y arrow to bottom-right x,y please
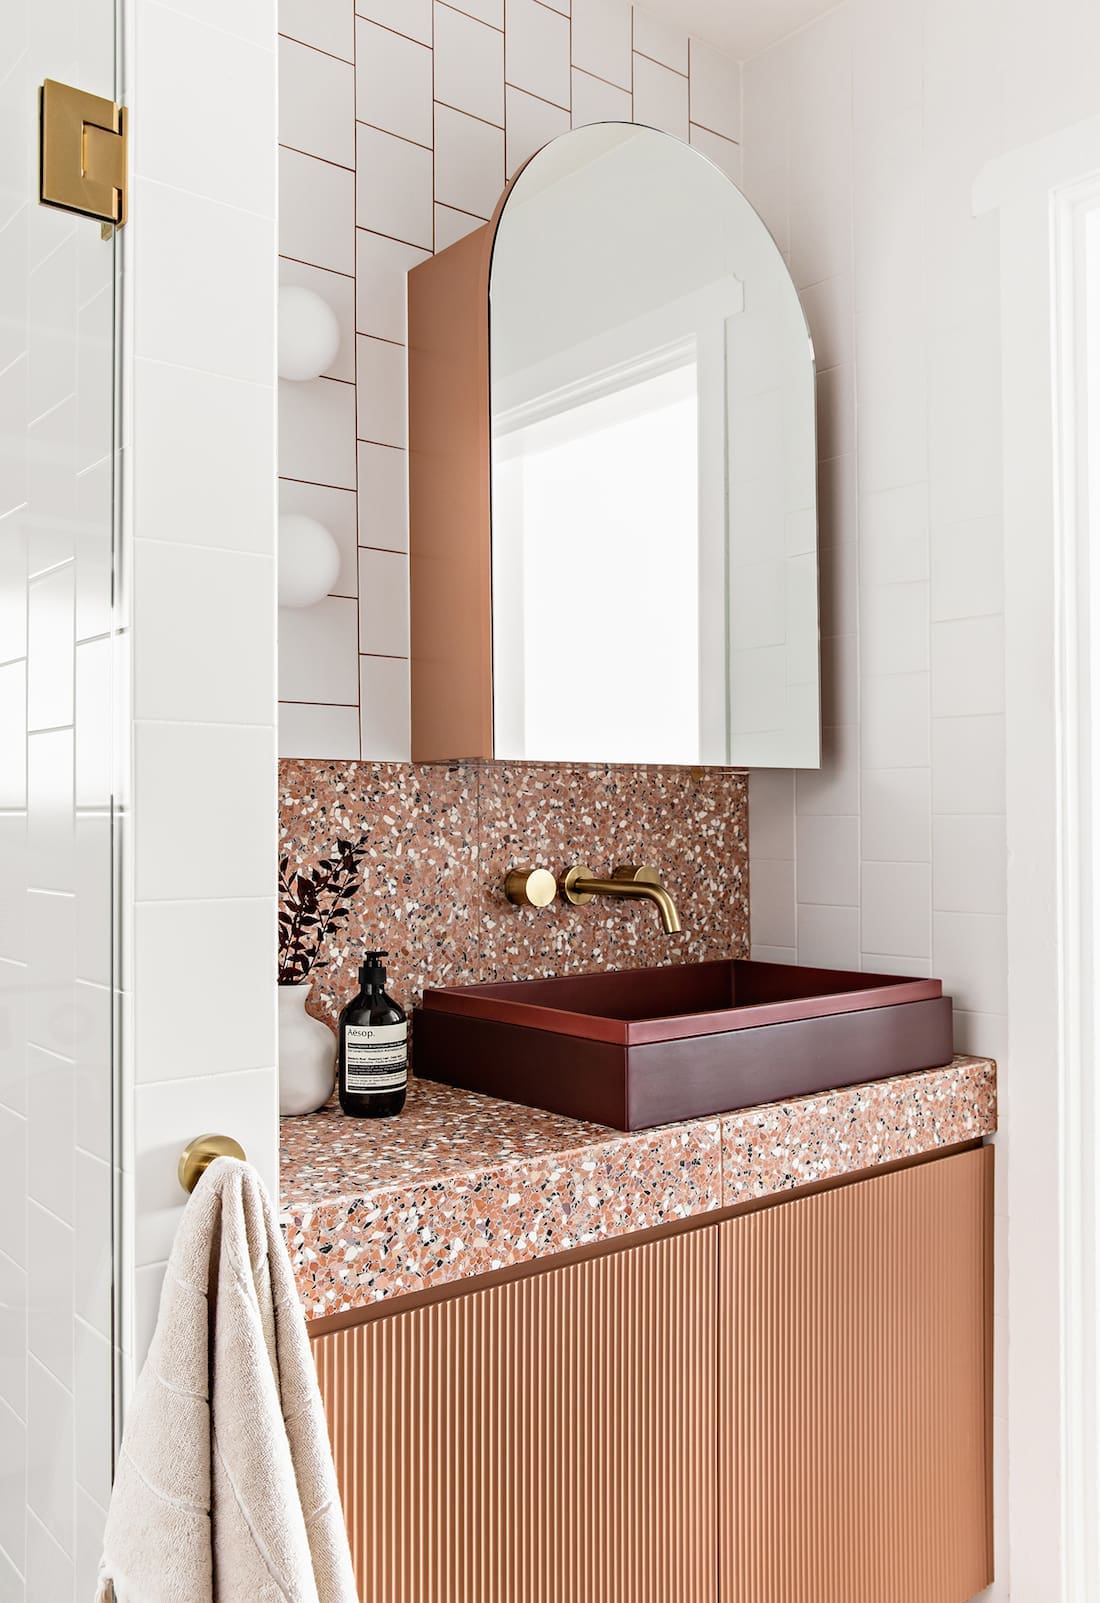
279,760 -> 750,1029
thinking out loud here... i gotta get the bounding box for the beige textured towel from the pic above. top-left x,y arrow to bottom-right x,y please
96,1157 -> 358,1603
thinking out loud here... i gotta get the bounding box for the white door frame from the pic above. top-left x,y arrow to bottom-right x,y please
976,115 -> 1100,1602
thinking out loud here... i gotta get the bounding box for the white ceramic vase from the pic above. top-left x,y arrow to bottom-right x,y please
278,980 -> 336,1116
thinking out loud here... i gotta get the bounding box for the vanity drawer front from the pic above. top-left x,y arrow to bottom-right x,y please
718,1146 -> 994,1603
313,1227 -> 719,1603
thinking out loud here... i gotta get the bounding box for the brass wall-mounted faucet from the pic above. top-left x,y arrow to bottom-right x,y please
562,864 -> 682,935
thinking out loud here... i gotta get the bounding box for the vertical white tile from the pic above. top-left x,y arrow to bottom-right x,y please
930,615 -> 1005,718
356,231 -> 429,345
280,0 -> 355,59
355,0 -> 432,43
279,36 -> 355,167
356,17 -> 434,145
27,1045 -> 74,1226
447,0 -> 503,23
357,442 -> 408,551
861,768 -> 931,862
26,563 -> 74,733
931,714 -> 1005,815
132,361 -> 277,556
688,37 -> 740,140
689,123 -> 740,185
795,814 -> 859,906
505,0 -> 571,109
861,672 -> 930,769
133,181 -> 277,384
571,0 -> 631,91
358,547 -> 409,657
355,124 -> 434,249
633,8 -> 688,72
359,653 -> 411,760
26,729 -> 74,894
279,146 -> 356,273
0,1395 -> 26,1572
0,660 -> 26,809
136,2 -> 278,214
26,1200 -> 73,1390
434,2 -> 505,125
933,910 -> 1008,1015
132,724 -> 277,902
748,768 -> 795,860
279,593 -> 361,704
356,335 -> 408,450
748,858 -> 796,948
133,901 -> 277,1084
434,104 -> 506,218
505,87 -> 570,179
278,375 -> 357,487
132,544 -> 277,726
632,55 -> 688,139
74,636 -> 112,809
26,1357 -> 74,1554
571,67 -> 631,126
932,815 -> 1007,915
796,903 -> 860,968
861,581 -> 930,677
861,861 -> 931,958
279,700 -> 361,759
434,203 -> 490,250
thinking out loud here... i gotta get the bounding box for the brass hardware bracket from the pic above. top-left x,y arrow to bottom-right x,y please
178,1132 -> 247,1195
40,78 -> 127,228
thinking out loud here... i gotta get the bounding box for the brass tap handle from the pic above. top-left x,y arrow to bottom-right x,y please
612,864 -> 662,887
178,1132 -> 246,1195
504,866 -> 558,909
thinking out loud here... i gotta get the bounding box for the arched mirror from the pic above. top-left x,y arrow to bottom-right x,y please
408,122 -> 819,769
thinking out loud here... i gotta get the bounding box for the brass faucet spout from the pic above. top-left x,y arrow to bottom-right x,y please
561,864 -> 682,935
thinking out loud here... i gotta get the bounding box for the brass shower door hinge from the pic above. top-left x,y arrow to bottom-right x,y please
39,78 -> 127,231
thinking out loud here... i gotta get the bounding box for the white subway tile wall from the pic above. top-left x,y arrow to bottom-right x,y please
278,0 -> 741,760
123,0 -> 280,1529
742,3 -> 1008,1076
0,0 -> 123,1593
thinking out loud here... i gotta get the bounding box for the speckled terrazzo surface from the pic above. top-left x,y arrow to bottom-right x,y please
277,759 -> 750,1031
280,1055 -> 997,1321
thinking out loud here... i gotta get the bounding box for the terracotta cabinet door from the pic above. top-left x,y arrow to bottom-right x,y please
718,1147 -> 994,1603
313,1227 -> 719,1603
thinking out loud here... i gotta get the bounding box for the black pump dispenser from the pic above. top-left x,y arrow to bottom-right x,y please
337,947 -> 408,1118
359,951 -> 389,988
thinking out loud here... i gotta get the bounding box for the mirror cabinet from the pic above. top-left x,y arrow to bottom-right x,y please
408,123 -> 820,769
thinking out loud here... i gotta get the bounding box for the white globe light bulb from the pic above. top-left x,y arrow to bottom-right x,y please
278,285 -> 340,381
278,513 -> 341,608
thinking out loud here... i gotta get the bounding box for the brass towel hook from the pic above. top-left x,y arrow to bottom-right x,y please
178,1133 -> 246,1195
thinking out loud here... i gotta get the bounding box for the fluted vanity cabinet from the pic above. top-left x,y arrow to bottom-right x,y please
311,1148 -> 993,1603
718,1146 -> 994,1603
313,1228 -> 720,1603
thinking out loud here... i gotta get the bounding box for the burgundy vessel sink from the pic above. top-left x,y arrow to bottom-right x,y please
414,959 -> 954,1131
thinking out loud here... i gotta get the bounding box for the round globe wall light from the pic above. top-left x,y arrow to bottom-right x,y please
278,285 -> 340,381
278,512 -> 341,608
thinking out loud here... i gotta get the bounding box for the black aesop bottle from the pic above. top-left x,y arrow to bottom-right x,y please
337,950 -> 408,1118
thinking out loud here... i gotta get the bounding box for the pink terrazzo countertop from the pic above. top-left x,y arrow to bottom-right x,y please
280,1055 -> 997,1322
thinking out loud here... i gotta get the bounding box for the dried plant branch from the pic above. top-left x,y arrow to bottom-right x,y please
278,837 -> 369,984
